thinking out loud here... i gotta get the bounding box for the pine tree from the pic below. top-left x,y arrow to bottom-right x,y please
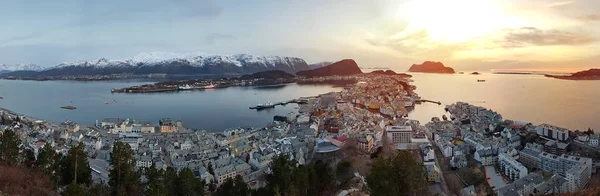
21,148 -> 36,168
144,163 -> 167,196
215,175 -> 248,196
164,167 -> 179,196
108,141 -> 141,196
366,150 -> 428,196
0,129 -> 21,166
61,142 -> 92,186
63,182 -> 86,196
177,168 -> 205,196
37,143 -> 56,173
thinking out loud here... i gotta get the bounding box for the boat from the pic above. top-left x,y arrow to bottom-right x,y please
178,84 -> 194,91
0,96 -> 3,99
477,80 -> 486,82
104,101 -> 109,105
60,106 -> 77,110
251,102 -> 276,110
204,84 -> 217,89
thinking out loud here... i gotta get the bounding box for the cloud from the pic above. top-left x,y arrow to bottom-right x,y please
546,1 -> 574,8
500,27 -> 597,48
577,14 -> 600,22
205,33 -> 235,44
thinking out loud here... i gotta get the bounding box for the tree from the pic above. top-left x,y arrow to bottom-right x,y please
108,141 -> 141,196
336,160 -> 353,185
21,148 -> 36,168
61,142 -> 92,186
164,167 -> 179,196
366,150 -> 428,196
0,129 -> 21,165
177,168 -> 205,196
265,155 -> 295,195
64,182 -> 86,196
144,163 -> 167,196
207,162 -> 215,176
87,183 -> 112,196
312,160 -> 335,195
37,143 -> 56,172
215,175 -> 248,196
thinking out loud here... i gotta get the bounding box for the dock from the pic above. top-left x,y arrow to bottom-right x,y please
249,99 -> 309,110
415,99 -> 441,105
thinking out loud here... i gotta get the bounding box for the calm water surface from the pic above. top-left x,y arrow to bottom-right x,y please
0,80 -> 341,131
1,73 -> 598,131
407,72 -> 600,131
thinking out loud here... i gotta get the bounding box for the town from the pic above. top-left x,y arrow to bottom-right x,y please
1,73 -> 599,195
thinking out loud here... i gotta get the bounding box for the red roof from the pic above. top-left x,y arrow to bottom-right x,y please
337,135 -> 348,142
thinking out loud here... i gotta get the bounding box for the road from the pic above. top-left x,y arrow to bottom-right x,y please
431,144 -> 451,195
89,158 -> 110,184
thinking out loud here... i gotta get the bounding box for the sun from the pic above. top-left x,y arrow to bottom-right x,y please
398,0 -> 522,43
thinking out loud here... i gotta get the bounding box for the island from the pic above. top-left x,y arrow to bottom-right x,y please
545,69 -> 600,80
296,59 -> 363,77
112,59 -> 368,93
407,61 -> 455,73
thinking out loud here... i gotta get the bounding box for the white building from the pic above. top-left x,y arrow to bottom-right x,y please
539,153 -> 592,193
498,153 -> 528,181
589,134 -> 599,147
385,125 -> 412,144
536,124 -> 569,141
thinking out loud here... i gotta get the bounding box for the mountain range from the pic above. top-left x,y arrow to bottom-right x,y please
1,52 -> 311,77
308,61 -> 333,69
0,63 -> 44,74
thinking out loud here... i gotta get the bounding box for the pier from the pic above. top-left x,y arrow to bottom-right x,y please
248,98 -> 310,110
415,99 -> 441,105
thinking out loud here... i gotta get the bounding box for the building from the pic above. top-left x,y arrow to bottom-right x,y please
497,173 -> 545,196
385,125 -> 412,144
424,162 -> 441,183
589,134 -> 599,147
544,140 -> 568,155
519,147 -> 542,170
536,124 -> 569,141
499,153 -> 529,181
474,149 -> 497,166
451,155 -> 468,169
539,153 -> 592,192
159,118 -> 176,133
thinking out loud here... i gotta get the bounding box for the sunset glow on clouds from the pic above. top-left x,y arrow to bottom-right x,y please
0,0 -> 598,71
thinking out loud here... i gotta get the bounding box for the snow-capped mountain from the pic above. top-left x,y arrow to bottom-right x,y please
0,63 -> 44,72
309,61 -> 333,69
35,52 -> 310,76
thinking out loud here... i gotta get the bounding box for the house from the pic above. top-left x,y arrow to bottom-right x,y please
460,185 -> 476,196
424,162 -> 441,183
451,155 -> 468,169
589,134 -> 599,147
474,149 -> 497,166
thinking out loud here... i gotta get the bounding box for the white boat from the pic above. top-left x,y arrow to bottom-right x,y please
204,84 -> 216,89
178,84 -> 194,90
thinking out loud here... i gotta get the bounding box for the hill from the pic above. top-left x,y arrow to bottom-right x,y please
408,61 -> 455,73
239,70 -> 295,80
296,59 -> 362,77
545,68 -> 600,80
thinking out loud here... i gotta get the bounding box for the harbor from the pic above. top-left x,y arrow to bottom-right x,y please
249,98 -> 310,110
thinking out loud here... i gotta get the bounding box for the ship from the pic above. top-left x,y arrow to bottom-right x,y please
60,106 -> 77,110
204,84 -> 217,89
477,79 -> 486,82
178,84 -> 194,91
250,102 -> 276,110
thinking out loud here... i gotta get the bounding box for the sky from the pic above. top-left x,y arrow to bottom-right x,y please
1,0 -> 599,72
